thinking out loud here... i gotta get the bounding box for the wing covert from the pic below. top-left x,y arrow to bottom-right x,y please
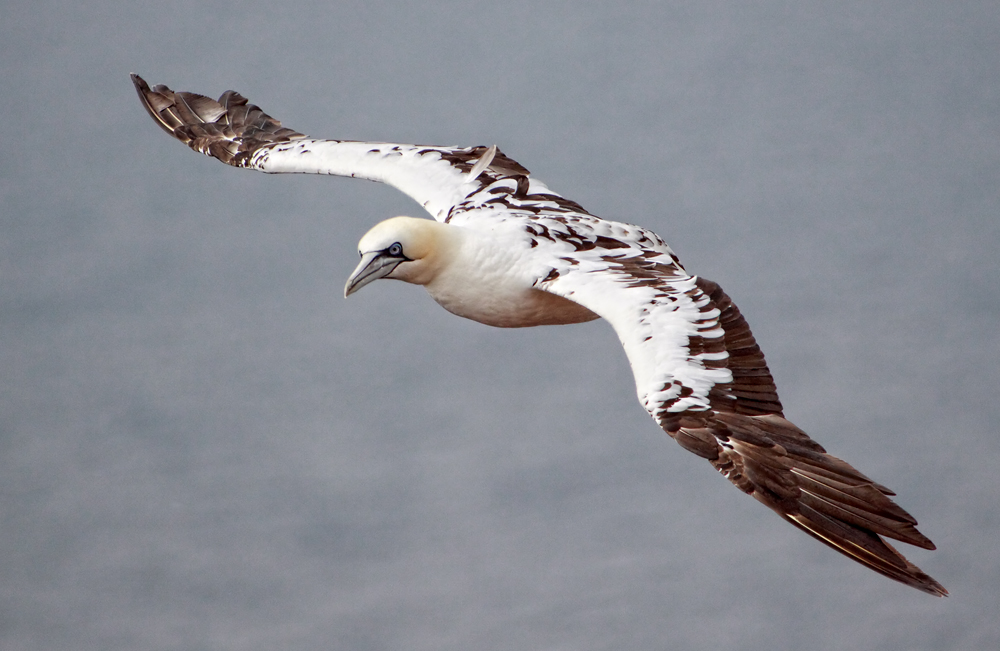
537,245 -> 753,423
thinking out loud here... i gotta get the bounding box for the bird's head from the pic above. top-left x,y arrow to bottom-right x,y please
344,216 -> 452,297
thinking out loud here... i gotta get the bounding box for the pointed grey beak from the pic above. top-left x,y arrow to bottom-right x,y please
344,251 -> 405,297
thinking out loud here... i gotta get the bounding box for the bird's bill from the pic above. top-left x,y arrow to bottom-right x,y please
344,251 -> 404,297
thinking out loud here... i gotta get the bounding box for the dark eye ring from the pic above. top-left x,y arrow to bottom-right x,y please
388,242 -> 403,256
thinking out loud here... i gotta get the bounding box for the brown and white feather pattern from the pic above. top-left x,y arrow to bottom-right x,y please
131,74 -> 946,596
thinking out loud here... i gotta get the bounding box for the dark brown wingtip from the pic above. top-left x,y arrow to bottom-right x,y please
130,74 -> 308,167
131,73 -> 176,137
780,509 -> 948,597
666,402 -> 947,596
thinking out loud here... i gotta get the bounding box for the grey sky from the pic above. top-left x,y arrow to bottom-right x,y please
3,1 -> 999,649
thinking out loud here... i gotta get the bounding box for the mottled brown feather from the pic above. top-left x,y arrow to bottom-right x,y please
131,74 -> 306,167
658,282 -> 945,595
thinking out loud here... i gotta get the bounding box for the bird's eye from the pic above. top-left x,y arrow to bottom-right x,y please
388,242 -> 403,256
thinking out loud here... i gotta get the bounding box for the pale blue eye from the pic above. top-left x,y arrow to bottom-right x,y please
388,243 -> 403,256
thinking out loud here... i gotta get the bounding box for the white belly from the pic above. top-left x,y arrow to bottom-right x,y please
427,283 -> 599,328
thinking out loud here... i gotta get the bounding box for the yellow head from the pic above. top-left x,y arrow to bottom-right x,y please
344,217 -> 454,296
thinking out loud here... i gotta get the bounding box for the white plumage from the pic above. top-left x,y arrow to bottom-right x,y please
131,74 -> 946,596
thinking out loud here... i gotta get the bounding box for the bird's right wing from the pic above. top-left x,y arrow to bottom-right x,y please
131,74 -> 568,223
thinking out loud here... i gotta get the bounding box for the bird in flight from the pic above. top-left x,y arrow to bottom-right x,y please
130,74 -> 946,596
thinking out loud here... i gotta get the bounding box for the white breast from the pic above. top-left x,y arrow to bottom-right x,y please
422,223 -> 599,328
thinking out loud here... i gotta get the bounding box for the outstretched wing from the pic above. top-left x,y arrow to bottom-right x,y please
535,225 -> 946,595
131,74 -> 583,223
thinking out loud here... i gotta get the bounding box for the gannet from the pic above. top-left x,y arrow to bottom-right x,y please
130,74 -> 946,596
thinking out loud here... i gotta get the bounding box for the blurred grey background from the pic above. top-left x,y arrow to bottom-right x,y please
3,1 -> 998,649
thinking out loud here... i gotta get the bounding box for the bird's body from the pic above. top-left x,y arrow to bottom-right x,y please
377,217 -> 601,328
131,74 -> 946,596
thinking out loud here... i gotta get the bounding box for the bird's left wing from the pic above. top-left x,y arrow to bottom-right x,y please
131,74 -> 564,223
533,222 -> 945,595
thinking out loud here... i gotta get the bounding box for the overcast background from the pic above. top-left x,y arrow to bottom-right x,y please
3,2 -> 999,649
